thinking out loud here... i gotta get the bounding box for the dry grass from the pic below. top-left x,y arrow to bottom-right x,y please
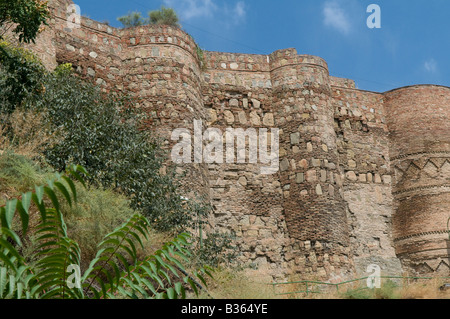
0,152 -> 52,207
397,278 -> 450,299
194,267 -> 279,299
297,277 -> 450,299
189,268 -> 450,300
0,109 -> 58,161
210,274 -> 450,300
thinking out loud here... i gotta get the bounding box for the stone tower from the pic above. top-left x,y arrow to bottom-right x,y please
270,49 -> 353,280
385,86 -> 450,274
10,0 -> 450,282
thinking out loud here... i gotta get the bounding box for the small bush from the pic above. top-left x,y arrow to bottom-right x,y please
0,151 -> 50,196
0,40 -> 46,113
0,108 -> 57,161
192,231 -> 237,268
117,11 -> 148,28
195,267 -> 276,299
61,185 -> 136,271
117,7 -> 180,29
149,6 -> 180,27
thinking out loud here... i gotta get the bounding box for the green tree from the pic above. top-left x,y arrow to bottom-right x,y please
0,0 -> 49,113
0,0 -> 49,44
149,6 -> 180,27
0,40 -> 46,113
21,65 -> 210,233
117,11 -> 148,28
117,7 -> 180,29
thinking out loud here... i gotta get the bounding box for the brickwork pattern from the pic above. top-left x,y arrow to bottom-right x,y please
17,0 -> 450,281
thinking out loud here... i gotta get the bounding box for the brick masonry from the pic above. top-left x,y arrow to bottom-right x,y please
12,0 -> 450,282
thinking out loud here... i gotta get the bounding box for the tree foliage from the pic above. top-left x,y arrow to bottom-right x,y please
0,165 -> 212,299
0,0 -> 49,114
0,40 -> 46,113
19,67 -> 210,232
0,0 -> 49,44
117,11 -> 148,28
149,6 -> 180,27
118,6 -> 180,28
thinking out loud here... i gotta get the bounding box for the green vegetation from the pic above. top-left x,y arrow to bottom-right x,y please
0,152 -> 50,195
149,6 -> 180,27
0,0 -> 49,44
118,6 -> 180,28
339,280 -> 400,299
0,54 -> 209,235
0,164 -> 212,299
117,11 -> 147,28
0,1 -> 49,111
0,41 -> 46,113
0,2 -> 223,299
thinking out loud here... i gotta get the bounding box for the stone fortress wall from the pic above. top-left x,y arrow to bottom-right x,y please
17,0 -> 450,282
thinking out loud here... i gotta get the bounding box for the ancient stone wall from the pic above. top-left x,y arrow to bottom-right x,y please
385,85 -> 450,275
333,85 -> 402,276
16,0 -> 450,282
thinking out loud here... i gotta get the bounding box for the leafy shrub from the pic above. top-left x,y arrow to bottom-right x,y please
117,11 -> 148,28
21,68 -> 210,232
0,0 -> 49,44
0,40 -> 46,113
149,6 -> 180,27
0,151 -> 50,196
117,7 -> 180,29
193,231 -> 237,268
0,165 -> 212,299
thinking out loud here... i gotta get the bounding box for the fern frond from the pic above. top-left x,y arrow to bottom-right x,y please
82,213 -> 150,298
0,165 -> 87,299
0,266 -> 36,299
115,232 -> 211,299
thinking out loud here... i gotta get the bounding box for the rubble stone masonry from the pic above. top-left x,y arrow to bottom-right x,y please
13,0 -> 450,282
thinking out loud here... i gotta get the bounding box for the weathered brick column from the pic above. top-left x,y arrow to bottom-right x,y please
270,49 -> 354,281
385,85 -> 450,275
119,26 -> 211,201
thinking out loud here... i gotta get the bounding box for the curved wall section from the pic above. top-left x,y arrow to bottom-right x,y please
385,85 -> 450,274
26,0 -> 450,281
270,49 -> 354,281
120,26 -> 210,200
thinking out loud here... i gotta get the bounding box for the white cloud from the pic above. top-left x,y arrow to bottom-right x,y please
163,0 -> 246,26
163,0 -> 217,20
234,2 -> 246,19
323,0 -> 352,35
424,58 -> 438,73
229,1 -> 246,25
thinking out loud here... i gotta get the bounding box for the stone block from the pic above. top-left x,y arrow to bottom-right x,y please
280,159 -> 290,172
290,133 -> 300,145
263,113 -> 275,126
296,173 -> 305,184
229,99 -> 239,107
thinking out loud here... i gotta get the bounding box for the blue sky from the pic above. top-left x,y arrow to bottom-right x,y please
73,0 -> 450,92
